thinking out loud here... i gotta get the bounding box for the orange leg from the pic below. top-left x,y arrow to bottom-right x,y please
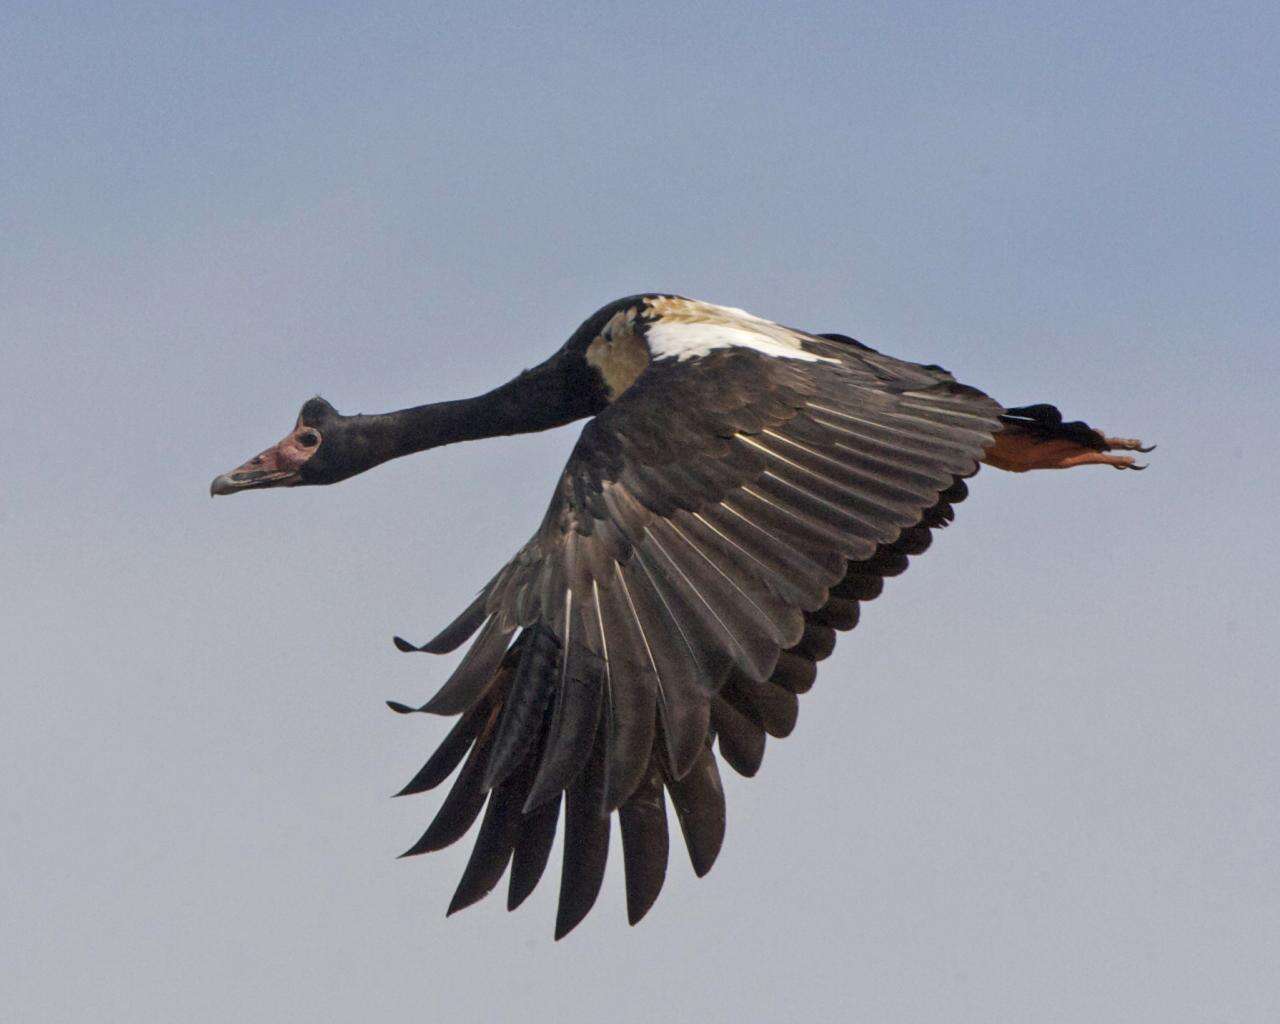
983,427 -> 1153,472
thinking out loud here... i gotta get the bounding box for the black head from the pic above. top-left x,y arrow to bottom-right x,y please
210,396 -> 367,495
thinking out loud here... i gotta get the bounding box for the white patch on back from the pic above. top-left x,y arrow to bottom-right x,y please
642,298 -> 838,364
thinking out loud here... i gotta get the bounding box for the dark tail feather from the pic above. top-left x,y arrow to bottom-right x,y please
1000,403 -> 1108,450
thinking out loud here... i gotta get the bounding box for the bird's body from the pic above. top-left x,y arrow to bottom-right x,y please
212,294 -> 1150,937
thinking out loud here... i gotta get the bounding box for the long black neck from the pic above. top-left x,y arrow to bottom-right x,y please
342,350 -> 607,468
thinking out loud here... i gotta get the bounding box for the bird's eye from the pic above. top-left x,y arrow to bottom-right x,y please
298,432 -> 319,448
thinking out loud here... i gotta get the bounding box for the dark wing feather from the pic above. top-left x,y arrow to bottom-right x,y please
507,793 -> 560,911
665,741 -> 726,877
617,757 -> 669,925
399,697 -> 502,857
483,623 -> 558,792
555,715 -> 612,940
393,314 -> 1003,936
393,694 -> 493,796
710,694 -> 766,777
448,767 -> 528,915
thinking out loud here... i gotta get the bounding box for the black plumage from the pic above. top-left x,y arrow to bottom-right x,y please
617,759 -> 669,925
389,308 -> 1005,935
211,292 -> 1149,938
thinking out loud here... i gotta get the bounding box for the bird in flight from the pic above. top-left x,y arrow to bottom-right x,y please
212,295 -> 1150,938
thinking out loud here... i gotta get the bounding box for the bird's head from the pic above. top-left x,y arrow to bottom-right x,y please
210,396 -> 365,495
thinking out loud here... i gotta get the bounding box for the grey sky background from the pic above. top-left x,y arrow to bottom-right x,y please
3,3 -> 1277,1021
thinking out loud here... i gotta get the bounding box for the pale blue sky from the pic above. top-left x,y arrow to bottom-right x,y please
3,3 -> 1278,1022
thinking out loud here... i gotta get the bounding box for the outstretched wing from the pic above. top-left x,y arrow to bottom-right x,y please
391,327 -> 1003,937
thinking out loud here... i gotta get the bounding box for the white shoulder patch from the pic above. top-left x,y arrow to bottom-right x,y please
642,297 -> 839,364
